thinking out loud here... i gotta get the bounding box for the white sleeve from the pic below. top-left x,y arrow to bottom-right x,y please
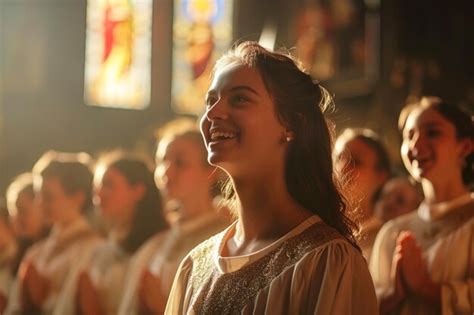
369,220 -> 400,299
309,241 -> 378,314
164,254 -> 194,315
243,240 -> 379,315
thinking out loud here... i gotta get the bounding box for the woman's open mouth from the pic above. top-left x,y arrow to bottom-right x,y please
209,130 -> 238,144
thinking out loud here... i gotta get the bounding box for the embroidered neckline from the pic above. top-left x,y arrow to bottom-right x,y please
189,221 -> 343,314
216,215 -> 321,273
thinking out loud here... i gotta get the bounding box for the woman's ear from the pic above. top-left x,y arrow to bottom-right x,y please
458,138 -> 473,164
132,183 -> 146,202
71,191 -> 86,211
285,130 -> 295,142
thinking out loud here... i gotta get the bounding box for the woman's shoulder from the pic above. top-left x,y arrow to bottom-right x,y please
291,222 -> 364,263
171,229 -> 227,284
378,210 -> 419,236
145,229 -> 170,246
134,229 -> 171,259
23,238 -> 48,259
188,228 -> 227,261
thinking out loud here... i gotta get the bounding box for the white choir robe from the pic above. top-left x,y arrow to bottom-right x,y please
84,239 -> 130,315
118,211 -> 230,315
370,193 -> 474,315
166,216 -> 378,315
6,216 -> 102,315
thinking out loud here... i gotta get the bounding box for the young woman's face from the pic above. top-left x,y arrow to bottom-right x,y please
155,137 -> 212,202
95,167 -> 141,223
11,191 -> 44,238
374,178 -> 419,222
401,107 -> 469,183
37,177 -> 82,225
334,138 -> 387,200
200,62 -> 288,176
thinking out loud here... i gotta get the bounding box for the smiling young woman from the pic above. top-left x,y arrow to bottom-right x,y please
370,97 -> 474,314
165,41 -> 377,314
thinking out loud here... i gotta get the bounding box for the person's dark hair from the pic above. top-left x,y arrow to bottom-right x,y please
214,41 -> 359,249
95,151 -> 168,253
399,96 -> 474,185
33,151 -> 94,212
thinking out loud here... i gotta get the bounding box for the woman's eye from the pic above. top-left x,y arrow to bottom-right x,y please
231,95 -> 249,105
175,158 -> 186,169
352,158 -> 362,167
426,129 -> 441,138
404,129 -> 414,141
205,99 -> 214,108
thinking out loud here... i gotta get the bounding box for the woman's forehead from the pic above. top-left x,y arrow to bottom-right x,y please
407,107 -> 455,131
209,61 -> 266,92
157,136 -> 202,159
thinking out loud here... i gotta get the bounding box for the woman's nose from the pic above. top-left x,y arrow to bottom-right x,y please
409,133 -> 426,157
159,161 -> 173,181
205,98 -> 228,121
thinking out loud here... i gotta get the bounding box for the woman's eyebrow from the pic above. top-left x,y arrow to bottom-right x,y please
229,85 -> 259,96
420,121 -> 445,129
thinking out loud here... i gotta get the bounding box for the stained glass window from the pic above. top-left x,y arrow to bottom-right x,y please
84,0 -> 152,109
172,0 -> 233,115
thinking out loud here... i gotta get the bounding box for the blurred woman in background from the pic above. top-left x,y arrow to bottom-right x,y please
370,97 -> 473,314
76,151 -> 168,315
334,128 -> 391,260
6,173 -> 49,275
118,118 -> 230,315
373,176 -> 421,223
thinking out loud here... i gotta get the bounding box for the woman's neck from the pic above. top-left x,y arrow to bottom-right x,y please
111,220 -> 132,241
421,176 -> 469,204
232,174 -> 312,244
54,211 -> 83,233
179,194 -> 215,222
109,205 -> 137,240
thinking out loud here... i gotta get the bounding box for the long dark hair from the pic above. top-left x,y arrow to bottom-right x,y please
215,41 -> 359,249
399,97 -> 473,186
96,152 -> 168,253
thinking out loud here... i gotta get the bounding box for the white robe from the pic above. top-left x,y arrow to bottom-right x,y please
370,193 -> 474,315
84,239 -> 130,315
166,216 -> 378,315
6,216 -> 102,315
359,215 -> 383,262
118,211 -> 230,315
